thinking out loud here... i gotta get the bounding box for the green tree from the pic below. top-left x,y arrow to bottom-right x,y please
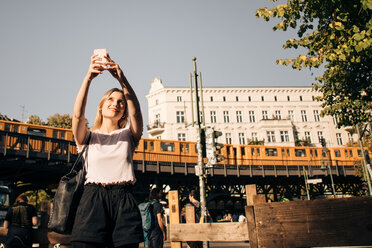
256,0 -> 372,127
27,115 -> 45,125
47,113 -> 72,128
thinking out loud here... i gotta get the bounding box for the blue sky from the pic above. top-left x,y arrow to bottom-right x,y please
0,1 -> 321,136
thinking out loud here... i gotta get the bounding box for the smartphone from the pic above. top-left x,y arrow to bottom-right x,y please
93,49 -> 108,66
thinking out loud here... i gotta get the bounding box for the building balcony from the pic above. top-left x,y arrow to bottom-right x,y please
147,121 -> 165,136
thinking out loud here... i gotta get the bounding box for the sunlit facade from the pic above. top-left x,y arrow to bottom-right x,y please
146,78 -> 354,147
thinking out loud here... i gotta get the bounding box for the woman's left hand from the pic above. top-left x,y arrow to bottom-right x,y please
106,57 -> 124,82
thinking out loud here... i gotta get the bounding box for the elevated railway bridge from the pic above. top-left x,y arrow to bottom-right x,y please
0,130 -> 365,217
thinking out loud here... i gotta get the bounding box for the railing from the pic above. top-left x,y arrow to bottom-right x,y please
147,121 -> 165,130
0,131 -> 360,177
0,130 -> 78,162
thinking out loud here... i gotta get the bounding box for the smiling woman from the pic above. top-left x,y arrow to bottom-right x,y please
91,88 -> 129,132
70,50 -> 144,248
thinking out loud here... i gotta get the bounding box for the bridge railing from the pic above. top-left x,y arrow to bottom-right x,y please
0,130 -> 78,162
0,131 -> 360,177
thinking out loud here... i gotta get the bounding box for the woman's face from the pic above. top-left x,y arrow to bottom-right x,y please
101,91 -> 126,121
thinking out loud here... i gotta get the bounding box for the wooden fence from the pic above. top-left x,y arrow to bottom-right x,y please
1,185 -> 372,247
168,186 -> 372,248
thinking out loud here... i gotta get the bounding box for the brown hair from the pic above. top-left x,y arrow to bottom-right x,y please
14,194 -> 28,204
91,88 -> 128,131
149,187 -> 162,201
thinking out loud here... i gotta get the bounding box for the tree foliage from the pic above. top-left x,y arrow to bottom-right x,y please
46,113 -> 72,128
27,115 -> 45,125
256,0 -> 372,127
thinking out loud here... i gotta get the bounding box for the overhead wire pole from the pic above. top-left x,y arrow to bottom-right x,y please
191,57 -> 208,220
356,124 -> 372,196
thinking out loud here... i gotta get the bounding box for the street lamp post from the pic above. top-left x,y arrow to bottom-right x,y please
303,166 -> 310,200
356,124 -> 372,196
320,138 -> 336,198
190,57 -> 208,219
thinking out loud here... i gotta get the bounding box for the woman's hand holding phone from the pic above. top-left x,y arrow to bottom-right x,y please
93,49 -> 110,68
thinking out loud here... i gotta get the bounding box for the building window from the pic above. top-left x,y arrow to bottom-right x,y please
210,96 -> 214,102
199,111 -> 203,124
262,110 -> 268,120
236,96 -> 239,101
280,131 -> 289,142
239,133 -> 245,145
251,132 -> 258,141
274,96 -> 277,101
301,110 -> 308,122
223,111 -> 230,123
155,99 -> 159,105
287,96 -> 290,101
176,111 -> 184,123
288,110 -> 294,121
223,96 -> 226,102
177,96 -> 182,102
236,111 -> 243,123
348,133 -> 353,142
336,133 -> 343,145
226,133 -> 232,144
275,110 -> 281,120
267,131 -> 276,143
248,96 -> 251,102
155,114 -> 160,124
178,133 -> 186,141
333,115 -> 339,125
313,110 -> 320,122
249,111 -> 255,123
210,111 -> 216,123
294,131 -> 299,140
261,96 -> 264,101
317,131 -> 323,143
300,96 -> 303,101
305,131 -> 311,143
312,96 -> 315,101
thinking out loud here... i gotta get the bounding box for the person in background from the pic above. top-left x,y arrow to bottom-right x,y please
188,190 -> 201,223
238,212 -> 246,222
147,188 -> 166,248
187,190 -> 204,248
70,50 -> 144,248
3,194 -> 38,248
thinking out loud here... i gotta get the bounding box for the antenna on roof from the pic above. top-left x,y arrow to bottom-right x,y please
19,105 -> 27,122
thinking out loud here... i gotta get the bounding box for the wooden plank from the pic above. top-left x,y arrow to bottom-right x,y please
185,206 -> 195,248
245,206 -> 257,248
169,223 -> 249,242
253,194 -> 266,205
245,184 -> 257,206
253,196 -> 372,247
168,190 -> 181,248
185,204 -> 196,223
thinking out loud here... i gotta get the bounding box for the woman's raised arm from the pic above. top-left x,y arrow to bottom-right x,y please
107,60 -> 143,143
72,55 -> 105,147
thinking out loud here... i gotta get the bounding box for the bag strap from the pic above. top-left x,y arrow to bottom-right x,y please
71,132 -> 91,172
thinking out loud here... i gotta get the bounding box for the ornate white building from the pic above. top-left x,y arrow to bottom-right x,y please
146,78 -> 353,147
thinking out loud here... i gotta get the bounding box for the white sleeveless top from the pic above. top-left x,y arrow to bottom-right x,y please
77,128 -> 137,185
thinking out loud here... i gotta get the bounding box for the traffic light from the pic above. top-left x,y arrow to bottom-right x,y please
205,127 -> 225,165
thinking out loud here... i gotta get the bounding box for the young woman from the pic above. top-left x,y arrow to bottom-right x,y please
70,51 -> 144,248
4,195 -> 38,248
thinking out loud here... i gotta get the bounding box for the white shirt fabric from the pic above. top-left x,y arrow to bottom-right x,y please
78,128 -> 137,185
238,215 -> 246,222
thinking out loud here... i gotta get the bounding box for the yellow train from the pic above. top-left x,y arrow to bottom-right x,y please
0,119 -> 369,167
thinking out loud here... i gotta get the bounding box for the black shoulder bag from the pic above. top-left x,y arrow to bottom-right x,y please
48,134 -> 91,234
